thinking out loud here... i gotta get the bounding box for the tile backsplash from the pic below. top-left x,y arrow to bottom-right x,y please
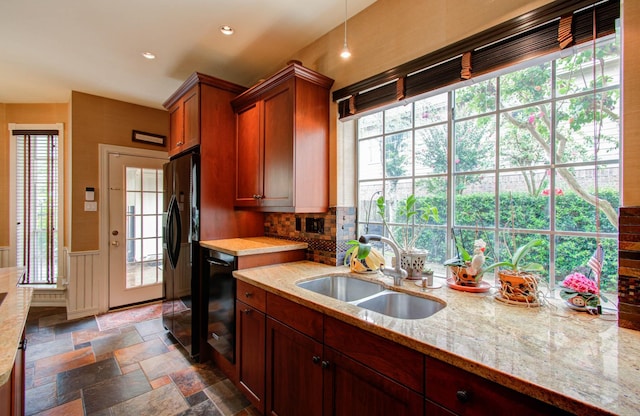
619,207 -> 640,331
264,207 -> 356,266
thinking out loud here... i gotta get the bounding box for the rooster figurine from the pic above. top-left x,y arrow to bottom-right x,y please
467,239 -> 487,276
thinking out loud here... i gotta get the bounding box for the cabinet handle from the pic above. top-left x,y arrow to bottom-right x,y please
177,141 -> 184,146
242,309 -> 252,314
321,360 -> 330,369
312,355 -> 321,364
252,194 -> 264,200
245,292 -> 253,298
456,390 -> 470,403
19,338 -> 28,351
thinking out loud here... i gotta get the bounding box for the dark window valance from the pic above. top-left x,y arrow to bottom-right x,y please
12,130 -> 59,135
334,0 -> 620,119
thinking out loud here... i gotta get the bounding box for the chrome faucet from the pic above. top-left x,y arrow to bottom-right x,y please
359,234 -> 408,286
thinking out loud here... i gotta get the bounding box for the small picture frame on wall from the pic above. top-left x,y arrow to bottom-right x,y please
132,130 -> 165,146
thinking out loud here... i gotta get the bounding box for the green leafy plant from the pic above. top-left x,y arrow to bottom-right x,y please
481,238 -> 545,275
375,194 -> 440,251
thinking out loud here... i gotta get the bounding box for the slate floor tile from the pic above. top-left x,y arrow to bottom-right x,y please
83,369 -> 152,414
114,337 -> 168,367
139,348 -> 192,380
34,346 -> 95,380
53,317 -> 98,335
108,383 -> 189,416
33,398 -> 84,416
26,336 -> 75,362
203,379 -> 250,416
56,357 -> 121,396
91,328 -> 143,356
24,381 -> 57,416
177,399 -> 223,416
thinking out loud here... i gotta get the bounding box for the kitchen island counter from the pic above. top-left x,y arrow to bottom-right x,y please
234,261 -> 639,416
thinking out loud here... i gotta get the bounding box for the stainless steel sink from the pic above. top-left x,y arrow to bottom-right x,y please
296,274 -> 385,302
297,274 -> 445,319
355,291 -> 445,320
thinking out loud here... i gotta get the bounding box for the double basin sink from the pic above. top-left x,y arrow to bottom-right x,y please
296,274 -> 445,320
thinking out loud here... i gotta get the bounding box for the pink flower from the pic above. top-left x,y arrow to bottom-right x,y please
528,114 -> 536,124
555,188 -> 564,196
542,188 -> 550,196
561,272 -> 599,294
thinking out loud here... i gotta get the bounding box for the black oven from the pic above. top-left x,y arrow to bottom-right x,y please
204,249 -> 238,363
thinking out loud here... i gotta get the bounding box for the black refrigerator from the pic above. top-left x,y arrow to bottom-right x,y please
162,151 -> 202,360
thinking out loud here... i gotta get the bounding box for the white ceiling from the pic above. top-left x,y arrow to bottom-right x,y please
0,0 -> 376,109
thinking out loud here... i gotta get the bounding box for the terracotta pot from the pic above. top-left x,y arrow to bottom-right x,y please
450,264 -> 481,287
497,271 -> 539,302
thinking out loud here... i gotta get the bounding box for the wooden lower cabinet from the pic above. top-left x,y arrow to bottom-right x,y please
236,300 -> 266,413
265,316 -> 323,416
323,347 -> 423,415
425,357 -> 571,416
0,331 -> 26,416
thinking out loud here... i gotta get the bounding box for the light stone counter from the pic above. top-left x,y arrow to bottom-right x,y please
200,237 -> 307,256
0,267 -> 33,386
234,261 -> 640,416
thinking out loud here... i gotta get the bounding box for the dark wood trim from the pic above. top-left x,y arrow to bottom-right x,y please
163,72 -> 247,109
332,0 -> 618,104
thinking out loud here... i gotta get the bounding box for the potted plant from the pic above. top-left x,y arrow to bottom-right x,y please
343,239 -> 385,274
375,194 -> 440,278
444,234 -> 487,287
482,238 -> 545,303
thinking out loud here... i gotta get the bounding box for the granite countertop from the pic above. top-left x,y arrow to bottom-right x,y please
234,261 -> 640,416
0,267 -> 33,386
200,236 -> 307,256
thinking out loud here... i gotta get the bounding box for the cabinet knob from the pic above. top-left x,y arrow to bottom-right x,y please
252,194 -> 264,200
242,309 -> 252,314
245,292 -> 252,298
321,360 -> 330,369
177,141 -> 184,146
456,390 -> 471,403
312,355 -> 321,364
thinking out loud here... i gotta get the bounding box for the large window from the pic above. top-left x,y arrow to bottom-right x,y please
357,35 -> 620,293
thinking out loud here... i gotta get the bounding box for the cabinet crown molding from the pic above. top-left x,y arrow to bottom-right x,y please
163,72 -> 247,110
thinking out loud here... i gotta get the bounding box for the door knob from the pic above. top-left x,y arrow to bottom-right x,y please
112,230 -> 119,236
111,240 -> 120,247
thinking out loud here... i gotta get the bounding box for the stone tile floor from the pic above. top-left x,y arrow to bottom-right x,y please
24,305 -> 258,416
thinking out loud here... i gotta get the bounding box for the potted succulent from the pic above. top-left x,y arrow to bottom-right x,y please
482,238 -> 545,303
375,194 -> 440,278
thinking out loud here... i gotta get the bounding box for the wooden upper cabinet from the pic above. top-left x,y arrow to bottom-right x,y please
166,85 -> 199,157
231,63 -> 334,213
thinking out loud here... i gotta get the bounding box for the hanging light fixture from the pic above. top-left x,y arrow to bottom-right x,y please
340,0 -> 351,59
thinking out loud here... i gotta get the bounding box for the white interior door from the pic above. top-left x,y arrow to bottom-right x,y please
109,153 -> 166,308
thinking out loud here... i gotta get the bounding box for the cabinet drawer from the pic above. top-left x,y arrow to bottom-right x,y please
237,280 -> 266,311
425,357 -> 570,416
324,316 -> 424,393
266,293 -> 323,342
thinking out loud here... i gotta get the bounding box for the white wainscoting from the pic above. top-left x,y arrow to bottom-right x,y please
32,289 -> 67,307
0,247 -> 10,268
66,249 -> 103,320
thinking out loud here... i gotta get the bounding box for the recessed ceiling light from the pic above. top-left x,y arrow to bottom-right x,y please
141,52 -> 156,60
220,25 -> 234,36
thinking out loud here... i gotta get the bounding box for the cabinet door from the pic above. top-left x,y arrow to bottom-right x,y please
323,346 -> 423,416
235,102 -> 262,206
168,103 -> 184,157
182,87 -> 200,150
261,82 -> 294,208
266,317 -> 323,416
236,300 -> 266,413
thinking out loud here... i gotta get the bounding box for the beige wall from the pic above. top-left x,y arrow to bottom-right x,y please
70,91 -> 168,251
0,103 -> 69,246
